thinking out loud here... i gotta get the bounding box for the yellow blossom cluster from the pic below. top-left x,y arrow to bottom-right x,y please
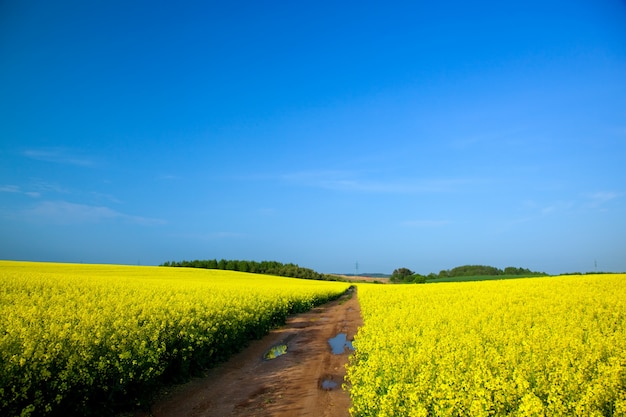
0,261 -> 349,416
347,275 -> 626,417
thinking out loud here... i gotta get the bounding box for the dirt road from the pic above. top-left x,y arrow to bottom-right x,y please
135,288 -> 362,417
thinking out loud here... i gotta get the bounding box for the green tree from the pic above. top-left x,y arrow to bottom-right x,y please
238,260 -> 249,272
391,268 -> 414,283
411,274 -> 427,284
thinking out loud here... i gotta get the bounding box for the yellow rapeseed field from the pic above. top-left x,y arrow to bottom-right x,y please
0,261 -> 350,416
348,275 -> 626,417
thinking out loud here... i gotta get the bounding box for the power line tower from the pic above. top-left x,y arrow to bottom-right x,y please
355,261 -> 359,277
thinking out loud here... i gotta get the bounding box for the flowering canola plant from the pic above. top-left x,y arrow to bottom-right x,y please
0,261 -> 349,416
347,275 -> 626,417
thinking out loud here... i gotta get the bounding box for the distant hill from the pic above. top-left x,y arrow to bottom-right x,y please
330,274 -> 389,283
340,273 -> 390,278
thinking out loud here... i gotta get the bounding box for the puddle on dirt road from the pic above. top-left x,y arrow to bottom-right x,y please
319,375 -> 341,391
263,344 -> 287,360
328,333 -> 354,354
321,380 -> 338,390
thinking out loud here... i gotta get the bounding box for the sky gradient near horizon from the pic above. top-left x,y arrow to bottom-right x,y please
1,1 -> 625,275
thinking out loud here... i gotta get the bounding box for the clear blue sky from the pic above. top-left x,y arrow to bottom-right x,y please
1,1 -> 625,275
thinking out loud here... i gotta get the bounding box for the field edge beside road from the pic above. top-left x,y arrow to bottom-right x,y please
131,288 -> 363,417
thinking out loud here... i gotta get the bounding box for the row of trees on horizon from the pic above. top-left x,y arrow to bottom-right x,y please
161,259 -> 337,281
390,265 -> 547,284
161,259 -> 550,284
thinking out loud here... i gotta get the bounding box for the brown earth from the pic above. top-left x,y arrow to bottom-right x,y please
331,275 -> 389,284
134,288 -> 362,417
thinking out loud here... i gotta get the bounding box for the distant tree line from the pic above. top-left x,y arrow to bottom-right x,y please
439,265 -> 544,278
389,267 -> 427,284
161,259 -> 337,281
390,264 -> 547,284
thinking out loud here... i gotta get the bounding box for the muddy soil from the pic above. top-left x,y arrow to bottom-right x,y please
135,288 -> 362,417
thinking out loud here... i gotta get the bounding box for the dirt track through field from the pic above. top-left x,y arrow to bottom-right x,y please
135,288 -> 362,417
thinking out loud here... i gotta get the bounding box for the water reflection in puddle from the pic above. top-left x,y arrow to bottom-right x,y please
264,344 -> 287,360
328,333 -> 354,354
321,380 -> 338,390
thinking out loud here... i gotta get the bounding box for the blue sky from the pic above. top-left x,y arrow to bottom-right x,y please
1,1 -> 625,275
